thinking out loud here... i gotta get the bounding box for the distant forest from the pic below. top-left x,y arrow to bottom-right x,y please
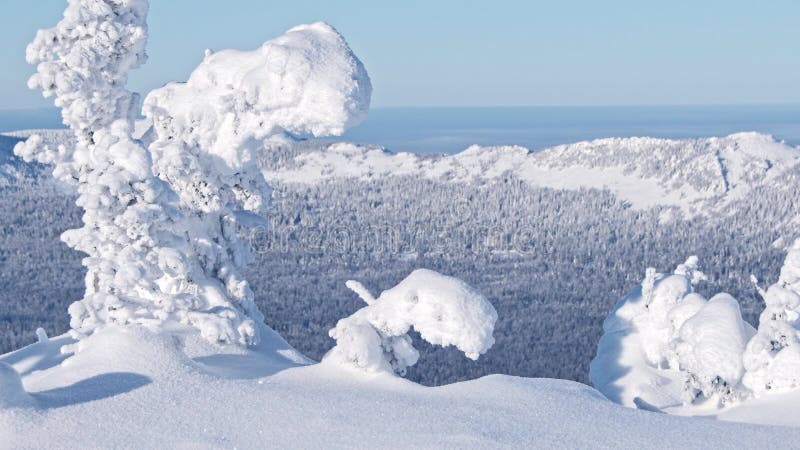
1,135 -> 799,385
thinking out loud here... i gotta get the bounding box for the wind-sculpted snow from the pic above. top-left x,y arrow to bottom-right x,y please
325,270 -> 497,374
143,20 -> 371,168
3,327 -> 800,447
263,132 -> 800,217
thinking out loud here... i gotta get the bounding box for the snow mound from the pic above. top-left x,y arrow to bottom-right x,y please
3,327 -> 800,447
263,133 -> 800,217
0,362 -> 33,409
325,269 -> 497,374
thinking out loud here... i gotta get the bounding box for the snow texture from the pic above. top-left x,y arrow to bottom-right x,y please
3,327 -> 800,448
0,362 -> 33,409
325,269 -> 497,374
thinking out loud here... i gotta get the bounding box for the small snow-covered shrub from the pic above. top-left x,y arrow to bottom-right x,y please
673,294 -> 754,403
590,257 -> 753,408
324,269 -> 497,375
743,239 -> 800,394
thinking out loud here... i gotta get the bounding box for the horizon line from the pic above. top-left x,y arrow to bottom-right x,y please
3,102 -> 800,112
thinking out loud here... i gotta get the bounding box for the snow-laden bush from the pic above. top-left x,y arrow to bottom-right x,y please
673,293 -> 754,402
743,239 -> 800,394
590,257 -> 754,408
16,0 -> 371,346
324,269 -> 497,375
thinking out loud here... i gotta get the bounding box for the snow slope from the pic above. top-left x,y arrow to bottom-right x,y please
263,132 -> 800,217
2,326 -> 800,449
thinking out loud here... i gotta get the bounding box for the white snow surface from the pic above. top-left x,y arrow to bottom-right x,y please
264,132 -> 800,217
2,326 -> 800,449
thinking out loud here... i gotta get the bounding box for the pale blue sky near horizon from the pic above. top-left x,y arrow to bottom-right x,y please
1,0 -> 799,109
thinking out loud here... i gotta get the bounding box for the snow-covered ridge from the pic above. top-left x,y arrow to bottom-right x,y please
263,132 -> 800,216
5,130 -> 797,217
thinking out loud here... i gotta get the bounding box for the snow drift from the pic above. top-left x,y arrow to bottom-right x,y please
3,326 -> 800,448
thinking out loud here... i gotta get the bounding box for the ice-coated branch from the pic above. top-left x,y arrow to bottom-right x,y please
324,269 -> 497,375
344,280 -> 376,305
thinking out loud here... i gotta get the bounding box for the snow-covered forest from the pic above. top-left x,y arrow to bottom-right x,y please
3,0 -> 800,447
1,130 -> 798,385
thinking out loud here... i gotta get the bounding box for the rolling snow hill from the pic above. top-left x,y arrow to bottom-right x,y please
2,326 -> 800,448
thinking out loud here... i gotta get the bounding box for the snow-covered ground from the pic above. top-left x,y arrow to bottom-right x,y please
2,326 -> 800,449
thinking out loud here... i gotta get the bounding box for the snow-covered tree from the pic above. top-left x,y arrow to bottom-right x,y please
743,239 -> 800,394
324,269 -> 497,375
590,257 -> 754,408
672,293 -> 754,403
141,21 -> 371,346
16,1 -> 372,347
15,0 -> 197,340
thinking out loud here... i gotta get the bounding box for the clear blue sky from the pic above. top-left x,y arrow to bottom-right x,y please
2,0 -> 799,109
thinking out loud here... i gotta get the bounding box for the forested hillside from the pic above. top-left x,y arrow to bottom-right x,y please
1,132 -> 798,385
